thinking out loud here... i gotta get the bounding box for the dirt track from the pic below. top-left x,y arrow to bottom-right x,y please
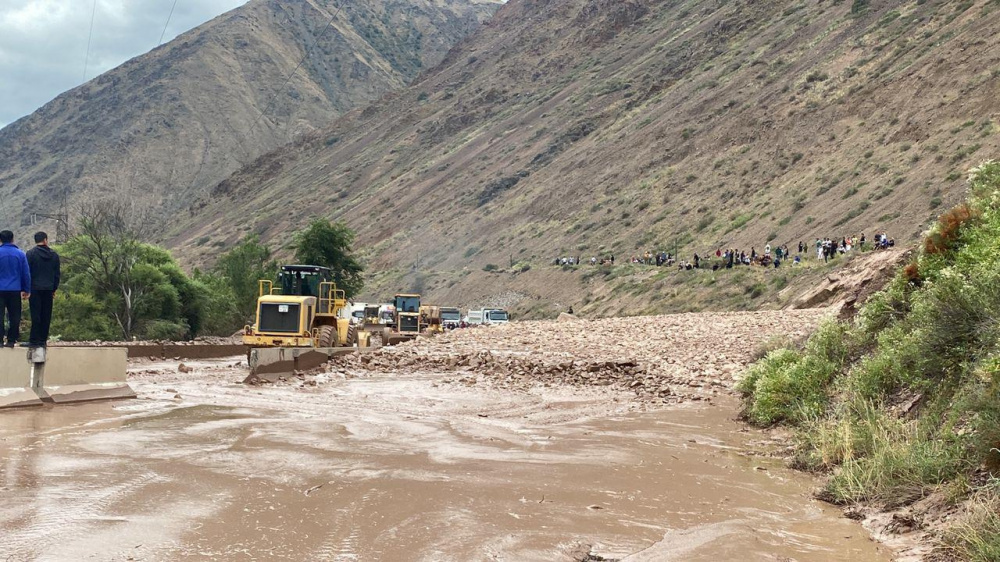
0,310 -> 891,561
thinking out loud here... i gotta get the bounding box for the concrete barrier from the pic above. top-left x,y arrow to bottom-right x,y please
0,349 -> 42,409
82,343 -> 246,360
162,344 -> 246,360
35,348 -> 135,404
245,347 -> 356,384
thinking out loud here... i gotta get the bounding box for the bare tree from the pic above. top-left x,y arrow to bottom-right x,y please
72,197 -> 159,339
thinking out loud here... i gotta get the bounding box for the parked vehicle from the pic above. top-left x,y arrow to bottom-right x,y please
466,308 -> 510,325
484,308 -> 509,324
440,307 -> 462,329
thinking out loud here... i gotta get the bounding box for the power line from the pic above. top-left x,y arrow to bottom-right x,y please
158,0 -> 180,46
246,1 -> 344,137
82,0 -> 99,81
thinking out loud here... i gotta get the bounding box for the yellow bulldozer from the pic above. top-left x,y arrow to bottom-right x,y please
242,265 -> 353,349
419,305 -> 443,334
357,293 -> 423,346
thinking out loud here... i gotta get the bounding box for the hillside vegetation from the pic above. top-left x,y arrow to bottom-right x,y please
0,0 -> 498,236
167,0 -> 1000,315
739,161 -> 1000,560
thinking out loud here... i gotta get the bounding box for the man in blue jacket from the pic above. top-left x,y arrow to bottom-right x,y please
0,230 -> 31,347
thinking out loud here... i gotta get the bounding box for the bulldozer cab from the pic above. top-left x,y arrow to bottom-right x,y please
395,294 -> 420,313
279,265 -> 328,298
394,294 -> 421,334
243,265 -> 350,349
276,265 -> 346,316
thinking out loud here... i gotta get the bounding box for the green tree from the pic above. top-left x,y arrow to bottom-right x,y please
61,238 -> 206,340
58,200 -> 211,340
193,271 -> 243,336
214,234 -> 276,323
49,291 -> 117,341
293,219 -> 364,297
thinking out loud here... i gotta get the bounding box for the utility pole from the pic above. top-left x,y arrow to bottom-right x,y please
30,212 -> 69,243
29,186 -> 70,243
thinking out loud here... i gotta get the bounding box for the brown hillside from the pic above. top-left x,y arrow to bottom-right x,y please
0,0 -> 499,237
172,0 -> 1000,317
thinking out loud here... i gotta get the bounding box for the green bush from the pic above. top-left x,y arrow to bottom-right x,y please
50,292 -> 117,341
739,322 -> 854,426
741,161 -> 1000,522
143,320 -> 190,341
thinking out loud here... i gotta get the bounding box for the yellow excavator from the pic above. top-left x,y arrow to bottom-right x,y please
242,265 -> 353,349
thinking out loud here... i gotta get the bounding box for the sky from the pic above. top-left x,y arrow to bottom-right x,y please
0,0 -> 249,129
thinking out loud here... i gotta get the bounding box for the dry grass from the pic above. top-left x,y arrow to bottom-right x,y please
943,478 -> 1000,562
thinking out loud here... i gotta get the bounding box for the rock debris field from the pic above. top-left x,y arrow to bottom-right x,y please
323,309 -> 830,403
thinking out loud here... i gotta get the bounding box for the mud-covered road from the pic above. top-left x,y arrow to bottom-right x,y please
0,311 -> 891,561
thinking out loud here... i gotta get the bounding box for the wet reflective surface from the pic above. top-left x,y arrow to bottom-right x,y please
0,363 -> 889,561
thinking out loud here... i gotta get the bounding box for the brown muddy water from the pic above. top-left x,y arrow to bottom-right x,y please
0,360 -> 890,561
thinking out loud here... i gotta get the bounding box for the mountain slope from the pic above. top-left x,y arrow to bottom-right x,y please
0,0 -> 499,234
172,0 -> 1000,317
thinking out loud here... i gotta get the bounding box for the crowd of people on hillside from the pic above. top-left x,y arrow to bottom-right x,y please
552,231 -> 896,272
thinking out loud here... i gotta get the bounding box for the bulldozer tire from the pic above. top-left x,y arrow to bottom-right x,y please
317,325 -> 336,348
347,325 -> 358,347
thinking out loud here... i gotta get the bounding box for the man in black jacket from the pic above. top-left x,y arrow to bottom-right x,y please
26,232 -> 60,348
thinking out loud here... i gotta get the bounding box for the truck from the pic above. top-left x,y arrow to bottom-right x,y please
466,308 -> 510,325
440,307 -> 462,329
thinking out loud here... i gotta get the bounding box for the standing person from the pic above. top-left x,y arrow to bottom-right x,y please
0,230 -> 30,348
26,232 -> 60,348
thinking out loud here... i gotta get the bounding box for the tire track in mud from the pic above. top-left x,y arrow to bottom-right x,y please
311,487 -> 385,561
0,471 -> 164,560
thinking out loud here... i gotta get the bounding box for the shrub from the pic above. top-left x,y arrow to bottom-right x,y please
923,203 -> 979,255
746,282 -> 767,299
143,320 -> 189,341
741,353 -> 834,426
483,263 -> 499,272
805,71 -> 829,83
740,322 -> 856,426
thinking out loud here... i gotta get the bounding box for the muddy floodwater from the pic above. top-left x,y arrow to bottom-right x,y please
0,359 -> 889,561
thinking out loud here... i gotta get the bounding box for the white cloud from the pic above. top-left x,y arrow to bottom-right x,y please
0,0 -> 248,128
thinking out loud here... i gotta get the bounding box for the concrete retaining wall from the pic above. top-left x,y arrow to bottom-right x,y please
72,343 -> 247,360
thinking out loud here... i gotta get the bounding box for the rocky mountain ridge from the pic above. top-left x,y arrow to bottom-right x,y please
166,0 -> 1000,317
0,0 -> 499,235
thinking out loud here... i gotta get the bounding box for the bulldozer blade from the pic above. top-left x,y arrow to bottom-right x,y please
245,347 -> 356,384
385,334 -> 419,346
